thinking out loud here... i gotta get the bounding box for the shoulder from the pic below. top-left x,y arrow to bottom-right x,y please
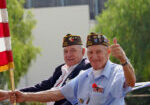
104,61 -> 125,81
79,58 -> 91,70
82,58 -> 90,65
54,63 -> 65,72
109,62 -> 125,82
55,63 -> 65,70
111,63 -> 124,74
78,68 -> 92,79
52,63 -> 65,75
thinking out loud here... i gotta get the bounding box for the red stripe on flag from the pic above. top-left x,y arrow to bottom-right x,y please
0,23 -> 10,37
0,0 -> 6,8
0,51 -> 13,66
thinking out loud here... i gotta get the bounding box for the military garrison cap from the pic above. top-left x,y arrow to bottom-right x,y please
86,32 -> 109,47
63,34 -> 82,47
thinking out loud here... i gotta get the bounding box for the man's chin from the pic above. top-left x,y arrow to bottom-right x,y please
67,63 -> 75,67
92,65 -> 101,70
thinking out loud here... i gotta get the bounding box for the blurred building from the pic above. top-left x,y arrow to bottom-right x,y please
25,0 -> 107,19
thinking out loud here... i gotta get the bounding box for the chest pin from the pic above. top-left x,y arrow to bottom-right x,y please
79,98 -> 84,104
86,97 -> 90,104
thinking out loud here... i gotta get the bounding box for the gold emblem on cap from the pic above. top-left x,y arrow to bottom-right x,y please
93,36 -> 97,38
98,35 -> 101,38
87,41 -> 92,46
79,98 -> 84,104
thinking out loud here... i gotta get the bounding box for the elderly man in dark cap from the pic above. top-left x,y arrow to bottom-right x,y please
9,32 -> 136,105
0,34 -> 91,105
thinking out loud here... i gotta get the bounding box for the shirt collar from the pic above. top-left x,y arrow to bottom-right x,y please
92,69 -> 102,78
68,63 -> 78,71
100,60 -> 112,79
87,60 -> 112,79
62,63 -> 79,72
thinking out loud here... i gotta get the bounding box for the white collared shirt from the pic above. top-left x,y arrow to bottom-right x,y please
54,64 -> 78,88
47,64 -> 78,105
92,69 -> 103,79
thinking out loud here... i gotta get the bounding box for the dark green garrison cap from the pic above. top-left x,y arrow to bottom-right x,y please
86,32 -> 110,47
63,34 -> 83,47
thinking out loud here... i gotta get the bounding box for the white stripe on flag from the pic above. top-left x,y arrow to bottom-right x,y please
0,37 -> 12,52
0,9 -> 8,23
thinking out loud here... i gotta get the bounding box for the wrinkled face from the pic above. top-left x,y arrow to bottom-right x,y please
87,45 -> 109,70
64,45 -> 85,67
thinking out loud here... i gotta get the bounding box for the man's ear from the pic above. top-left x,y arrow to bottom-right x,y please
82,48 -> 86,55
107,48 -> 111,54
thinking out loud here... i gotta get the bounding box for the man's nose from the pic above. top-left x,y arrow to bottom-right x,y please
67,51 -> 72,57
92,53 -> 97,59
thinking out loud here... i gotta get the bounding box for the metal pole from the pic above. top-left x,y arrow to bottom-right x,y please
27,0 -> 32,8
94,0 -> 99,16
9,69 -> 16,105
61,0 -> 65,6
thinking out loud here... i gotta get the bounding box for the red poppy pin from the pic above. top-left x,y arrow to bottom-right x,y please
92,83 -> 103,93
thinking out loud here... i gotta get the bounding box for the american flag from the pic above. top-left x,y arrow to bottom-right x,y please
0,0 -> 14,72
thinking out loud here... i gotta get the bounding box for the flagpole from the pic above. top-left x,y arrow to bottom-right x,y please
9,69 -> 16,105
0,0 -> 16,104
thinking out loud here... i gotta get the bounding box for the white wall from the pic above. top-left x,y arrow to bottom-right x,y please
18,5 -> 90,88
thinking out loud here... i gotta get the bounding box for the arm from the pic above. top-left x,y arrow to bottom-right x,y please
0,90 -> 9,101
20,65 -> 63,92
10,89 -> 65,103
119,55 -> 136,87
20,77 -> 55,92
110,38 -> 136,87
